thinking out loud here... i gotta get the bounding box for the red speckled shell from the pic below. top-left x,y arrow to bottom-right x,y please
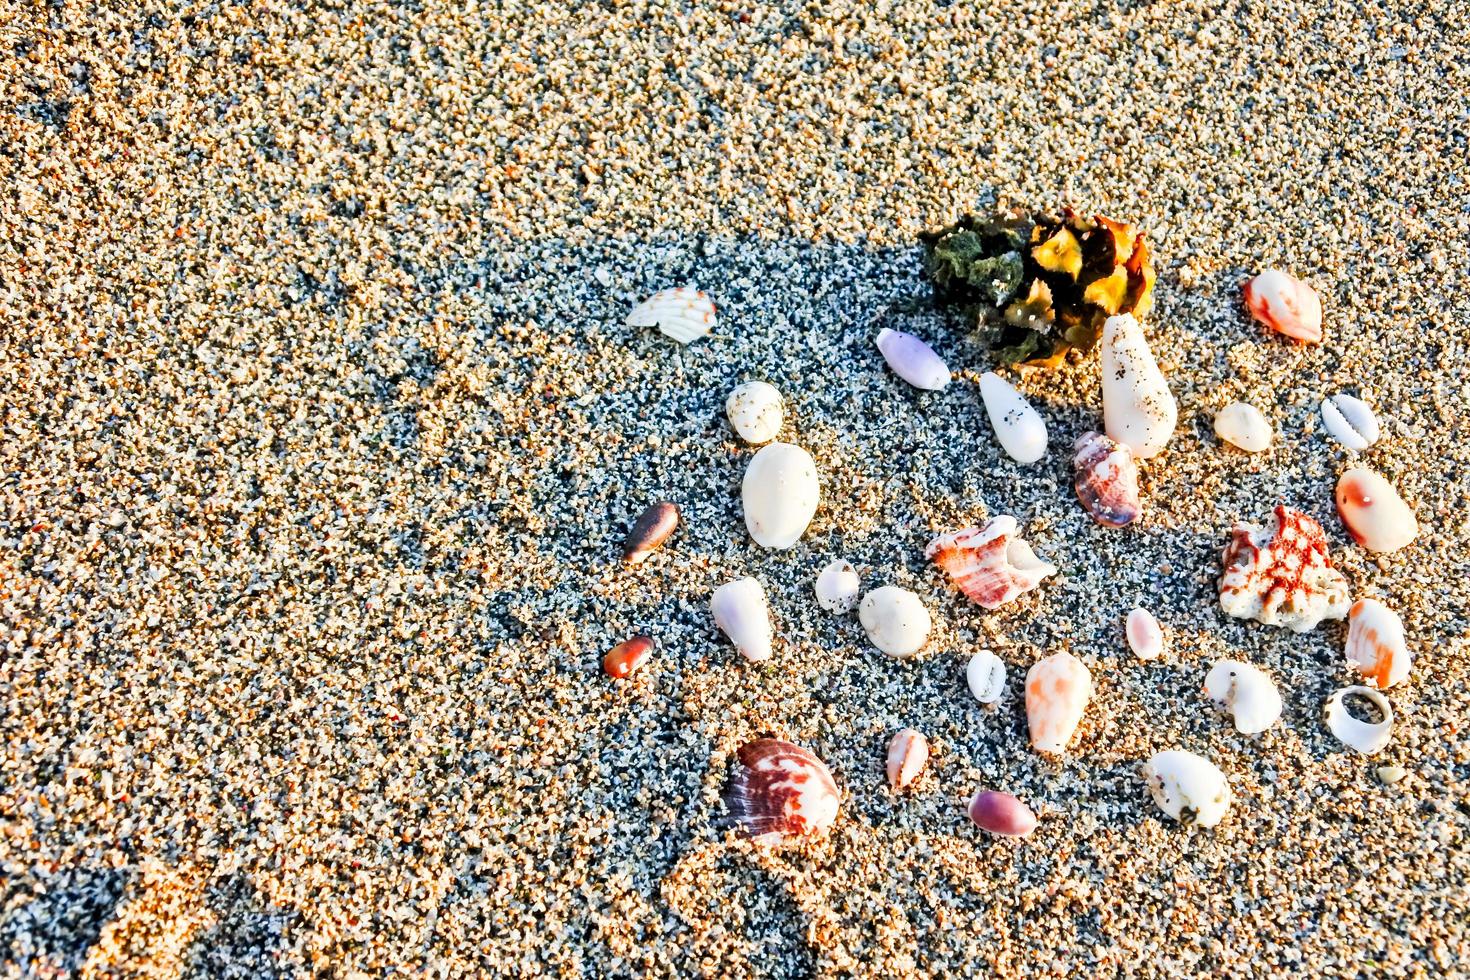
722,739 -> 840,844
1218,505 -> 1350,631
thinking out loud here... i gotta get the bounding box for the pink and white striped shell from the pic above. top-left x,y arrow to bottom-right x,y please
625,286 -> 717,344
1025,652 -> 1092,754
1072,432 -> 1142,528
722,739 -> 841,845
1219,506 -> 1350,632
925,517 -> 1056,610
1345,598 -> 1412,689
1243,269 -> 1322,344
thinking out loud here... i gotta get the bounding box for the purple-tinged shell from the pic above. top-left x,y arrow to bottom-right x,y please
876,328 -> 951,390
967,790 -> 1038,837
1073,431 -> 1142,528
722,739 -> 840,845
622,502 -> 680,564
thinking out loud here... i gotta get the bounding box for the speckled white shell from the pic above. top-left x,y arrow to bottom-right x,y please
1214,402 -> 1272,453
979,372 -> 1047,463
1203,660 -> 1283,734
625,286 -> 716,344
858,586 -> 932,659
1025,652 -> 1092,754
1321,394 -> 1380,451
711,577 -> 773,662
726,381 -> 784,444
1100,313 -> 1177,459
741,442 -> 820,550
965,650 -> 1007,705
1142,750 -> 1232,828
1325,686 -> 1393,754
814,559 -> 861,614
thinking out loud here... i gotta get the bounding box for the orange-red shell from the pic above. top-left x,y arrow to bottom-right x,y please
603,635 -> 655,679
926,518 -> 1056,610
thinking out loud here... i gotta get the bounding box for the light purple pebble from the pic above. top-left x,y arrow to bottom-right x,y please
967,790 -> 1038,837
876,328 -> 951,390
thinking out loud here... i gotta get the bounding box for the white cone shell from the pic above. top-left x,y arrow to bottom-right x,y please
858,586 -> 932,659
741,442 -> 820,550
1203,660 -> 1283,734
1100,313 -> 1177,459
711,577 -> 773,662
1142,750 -> 1232,828
979,372 -> 1048,463
726,382 -> 784,445
814,559 -> 861,613
966,650 -> 1007,704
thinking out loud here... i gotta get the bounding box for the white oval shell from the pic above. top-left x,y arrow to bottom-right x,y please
814,559 -> 861,614
626,286 -> 716,344
886,729 -> 929,790
1142,750 -> 1232,828
1203,660 -> 1283,734
1345,598 -> 1412,689
858,586 -> 932,659
711,577 -> 773,662
875,328 -> 951,390
978,372 -> 1047,463
1214,402 -> 1273,453
1321,393 -> 1380,451
726,382 -> 784,445
1336,467 -> 1418,554
1100,313 -> 1177,459
1125,607 -> 1164,660
1325,686 -> 1393,754
741,442 -> 820,550
1025,652 -> 1092,754
965,650 -> 1007,705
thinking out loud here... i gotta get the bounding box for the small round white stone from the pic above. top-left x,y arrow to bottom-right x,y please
858,586 -> 932,658
1214,401 -> 1273,452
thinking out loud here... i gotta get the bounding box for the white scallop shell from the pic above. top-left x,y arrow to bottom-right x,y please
1100,313 -> 1177,459
626,286 -> 717,344
1325,686 -> 1393,754
1125,608 -> 1164,660
965,650 -> 1007,705
1321,393 -> 1380,451
858,586 -> 932,659
741,442 -> 820,550
1142,750 -> 1232,828
814,559 -> 861,614
1214,402 -> 1273,453
711,577 -> 773,662
1203,660 -> 1283,734
978,372 -> 1047,463
726,382 -> 784,445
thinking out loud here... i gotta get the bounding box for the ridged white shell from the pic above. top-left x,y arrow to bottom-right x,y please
1203,660 -> 1283,734
1325,686 -> 1393,754
1214,402 -> 1273,453
1321,394 -> 1380,451
978,372 -> 1047,463
726,382 -> 784,445
741,442 -> 820,550
858,586 -> 932,659
1125,607 -> 1164,660
965,650 -> 1007,705
625,286 -> 716,344
1142,750 -> 1232,828
711,577 -> 773,662
1100,313 -> 1177,459
1345,598 -> 1412,689
814,559 -> 861,614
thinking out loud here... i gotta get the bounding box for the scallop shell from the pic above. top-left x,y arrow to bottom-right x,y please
622,501 -> 680,565
965,650 -> 1007,705
1125,607 -> 1164,661
711,577 -> 773,662
814,559 -> 861,613
1324,686 -> 1393,755
1202,660 -> 1283,734
1142,750 -> 1232,828
1072,432 -> 1142,528
926,517 -> 1057,610
1243,269 -> 1322,344
1025,652 -> 1092,754
1100,313 -> 1177,459
1345,598 -> 1412,689
742,442 -> 820,550
979,372 -> 1047,463
1213,402 -> 1273,453
726,381 -> 784,445
1218,505 -> 1351,632
1335,467 -> 1418,554
603,635 -> 655,679
722,739 -> 841,844
967,790 -> 1038,838
1320,393 -> 1380,451
886,729 -> 929,790
626,286 -> 717,344
857,586 -> 932,659
876,327 -> 951,390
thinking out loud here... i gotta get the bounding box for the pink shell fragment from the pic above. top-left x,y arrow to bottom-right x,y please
1219,505 -> 1351,632
722,739 -> 840,845
925,517 -> 1056,610
967,790 -> 1038,837
1073,431 -> 1142,528
1243,269 -> 1323,344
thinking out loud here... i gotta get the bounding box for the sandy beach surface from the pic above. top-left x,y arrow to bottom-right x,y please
4,1 -> 1469,976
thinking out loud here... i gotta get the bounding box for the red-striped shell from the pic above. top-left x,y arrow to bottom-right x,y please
722,739 -> 840,845
1072,431 -> 1142,528
1243,269 -> 1323,344
925,517 -> 1056,610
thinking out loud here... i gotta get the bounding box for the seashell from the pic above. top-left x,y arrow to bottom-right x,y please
814,559 -> 861,613
1345,598 -> 1412,689
1376,765 -> 1407,785
603,635 -> 655,679
1142,750 -> 1232,828
926,517 -> 1057,610
626,286 -> 717,344
1213,402 -> 1273,453
857,586 -> 932,658
1202,660 -> 1283,734
1219,505 -> 1351,632
967,790 -> 1038,837
1324,686 -> 1393,755
965,650 -> 1007,705
1243,269 -> 1322,344
1025,652 -> 1092,754
1072,432 -> 1142,528
1125,607 -> 1164,660
979,372 -> 1047,463
741,442 -> 820,549
876,327 -> 951,390
886,729 -> 930,790
711,577 -> 773,662
1100,313 -> 1177,459
726,381 -> 784,445
722,739 -> 841,844
1335,467 -> 1418,554
1320,393 -> 1380,451
622,501 -> 680,565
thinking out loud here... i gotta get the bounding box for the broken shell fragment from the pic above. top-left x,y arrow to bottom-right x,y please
742,442 -> 820,549
1203,660 -> 1283,734
979,372 -> 1047,463
1346,598 -> 1412,689
723,739 -> 841,845
1100,313 -> 1177,459
603,635 -> 655,679
1025,652 -> 1092,754
814,559 -> 861,613
1321,393 -> 1380,451
926,517 -> 1057,610
1214,402 -> 1273,453
965,650 -> 1007,705
711,577 -> 774,662
876,327 -> 951,390
623,501 -> 680,565
1142,750 -> 1232,828
858,586 -> 932,658
1219,505 -> 1351,632
1335,468 -> 1418,554
726,381 -> 785,445
1243,269 -> 1322,344
886,729 -> 930,790
1125,608 -> 1164,661
1072,431 -> 1142,527
967,790 -> 1038,837
626,286 -> 717,344
1325,686 -> 1393,755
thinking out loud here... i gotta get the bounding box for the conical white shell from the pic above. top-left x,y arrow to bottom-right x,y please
1321,394 -> 1380,451
858,586 -> 932,659
966,650 -> 1007,704
1203,660 -> 1283,734
1100,313 -> 1177,459
711,577 -> 773,662
1345,598 -> 1412,689
1325,686 -> 1393,754
625,286 -> 717,344
1025,652 -> 1092,754
1142,750 -> 1232,828
1214,402 -> 1273,453
814,559 -> 861,613
979,372 -> 1047,463
741,442 -> 820,550
726,382 -> 784,445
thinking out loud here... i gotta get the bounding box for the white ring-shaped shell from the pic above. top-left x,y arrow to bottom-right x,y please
965,650 -> 1007,704
1325,686 -> 1393,755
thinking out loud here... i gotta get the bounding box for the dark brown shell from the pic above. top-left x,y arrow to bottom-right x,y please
622,501 -> 679,564
721,739 -> 840,844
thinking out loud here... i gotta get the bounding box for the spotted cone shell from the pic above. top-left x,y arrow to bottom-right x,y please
1025,652 -> 1092,754
722,739 -> 840,845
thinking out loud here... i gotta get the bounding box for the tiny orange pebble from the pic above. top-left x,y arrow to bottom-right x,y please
603,635 -> 655,679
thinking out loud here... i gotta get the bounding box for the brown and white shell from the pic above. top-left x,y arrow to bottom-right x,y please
722,739 -> 841,845
1345,598 -> 1412,689
1219,506 -> 1351,632
603,635 -> 655,679
1072,431 -> 1142,528
926,517 -> 1057,610
622,502 -> 680,564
